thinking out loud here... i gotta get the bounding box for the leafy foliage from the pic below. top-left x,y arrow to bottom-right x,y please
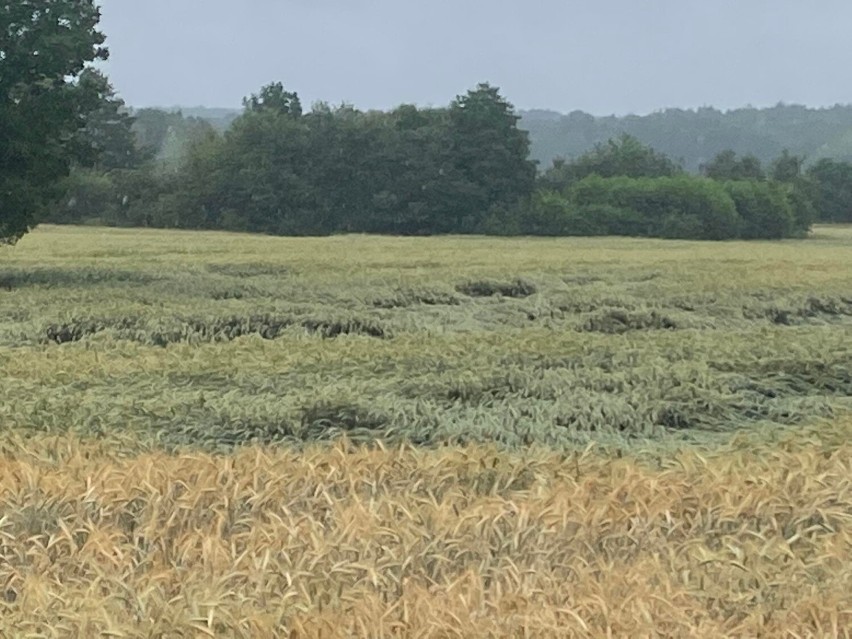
70,70 -> 147,171
563,173 -> 817,241
539,134 -> 682,192
78,82 -> 538,237
722,180 -> 794,239
701,150 -> 765,181
81,96 -> 826,241
443,83 -> 537,232
243,81 -> 302,117
770,149 -> 806,183
36,72 -> 852,240
807,159 -> 852,222
0,0 -> 109,244
564,175 -> 742,240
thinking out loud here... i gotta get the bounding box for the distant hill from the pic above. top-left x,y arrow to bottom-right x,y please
144,103 -> 852,173
518,104 -> 852,172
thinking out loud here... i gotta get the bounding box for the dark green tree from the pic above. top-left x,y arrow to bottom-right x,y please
373,105 -> 452,234
243,82 -> 303,118
539,134 -> 681,192
72,69 -> 148,171
807,159 -> 852,222
0,0 -> 109,244
701,150 -> 765,181
770,149 -> 806,183
301,103 -> 395,233
445,83 -> 537,232
213,98 -> 314,233
766,150 -> 816,234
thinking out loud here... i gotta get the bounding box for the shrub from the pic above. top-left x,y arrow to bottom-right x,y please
568,175 -> 742,240
478,202 -> 523,236
723,180 -> 795,239
521,191 -> 578,235
522,193 -> 647,237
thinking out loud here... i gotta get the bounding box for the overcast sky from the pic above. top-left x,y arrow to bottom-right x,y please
97,0 -> 852,115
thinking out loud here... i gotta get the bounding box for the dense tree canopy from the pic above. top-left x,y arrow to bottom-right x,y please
700,150 -> 765,181
539,134 -> 682,192
85,82 -> 538,236
0,0 -> 109,244
770,150 -> 806,184
243,82 -> 303,118
443,84 -> 537,231
807,159 -> 852,222
71,69 -> 147,171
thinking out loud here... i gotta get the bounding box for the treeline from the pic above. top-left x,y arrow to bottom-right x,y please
522,104 -> 852,172
120,103 -> 852,175
51,83 -> 852,241
54,83 -> 536,236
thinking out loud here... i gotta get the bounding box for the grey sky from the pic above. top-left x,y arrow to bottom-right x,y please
98,0 -> 852,115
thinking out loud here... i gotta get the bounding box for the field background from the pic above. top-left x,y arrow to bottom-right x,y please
0,225 -> 851,636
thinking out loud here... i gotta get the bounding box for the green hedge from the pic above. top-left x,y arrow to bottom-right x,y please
567,175 -> 742,239
722,180 -> 794,239
523,176 -> 806,240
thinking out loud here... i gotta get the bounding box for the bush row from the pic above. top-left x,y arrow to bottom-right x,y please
514,176 -> 813,240
48,88 -> 833,241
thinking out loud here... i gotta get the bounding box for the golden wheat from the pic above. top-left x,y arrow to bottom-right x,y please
0,421 -> 849,637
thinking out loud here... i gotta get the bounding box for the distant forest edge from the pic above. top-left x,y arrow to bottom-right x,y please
136,102 -> 852,173
51,84 -> 852,240
522,104 -> 852,172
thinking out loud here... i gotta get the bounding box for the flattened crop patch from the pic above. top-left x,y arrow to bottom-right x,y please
581,309 -> 678,334
456,278 -> 537,298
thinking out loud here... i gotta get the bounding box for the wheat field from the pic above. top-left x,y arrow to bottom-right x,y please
1,225 -> 851,636
0,426 -> 851,637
